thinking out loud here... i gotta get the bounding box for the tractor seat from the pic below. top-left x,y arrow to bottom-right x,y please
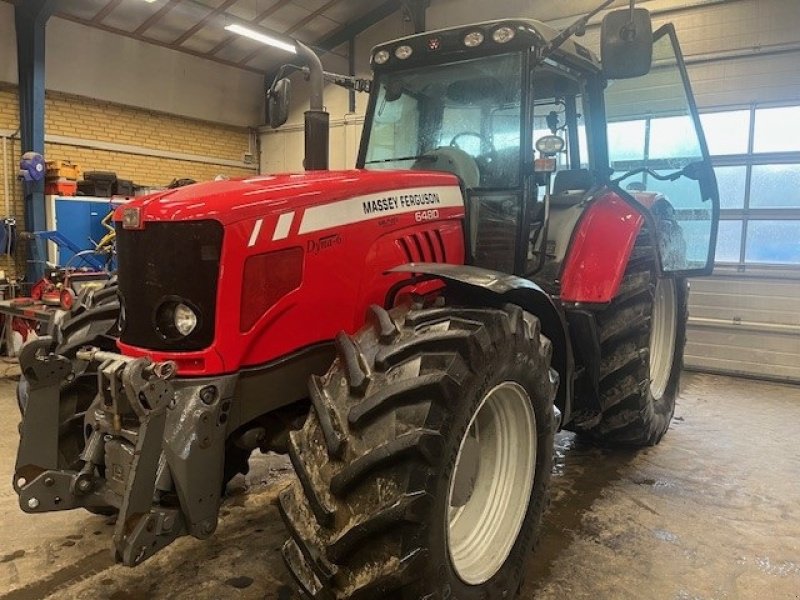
551,168 -> 594,200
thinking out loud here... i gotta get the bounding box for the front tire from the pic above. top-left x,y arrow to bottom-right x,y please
280,303 -> 558,599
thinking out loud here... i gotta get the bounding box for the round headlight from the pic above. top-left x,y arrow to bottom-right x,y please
174,303 -> 198,336
395,45 -> 413,60
535,134 -> 566,155
493,26 -> 516,44
463,31 -> 484,47
373,49 -> 390,65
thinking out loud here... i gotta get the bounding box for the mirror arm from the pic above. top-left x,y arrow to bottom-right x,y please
538,0 -> 617,62
322,71 -> 372,93
267,64 -> 305,97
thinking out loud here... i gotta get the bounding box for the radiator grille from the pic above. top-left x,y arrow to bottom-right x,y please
398,229 -> 447,263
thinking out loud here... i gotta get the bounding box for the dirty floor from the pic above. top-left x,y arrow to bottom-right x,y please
1,371 -> 798,599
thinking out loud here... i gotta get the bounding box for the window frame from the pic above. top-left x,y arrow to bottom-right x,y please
707,102 -> 800,269
609,100 -> 800,269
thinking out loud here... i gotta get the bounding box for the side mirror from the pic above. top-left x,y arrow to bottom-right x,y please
601,8 -> 653,79
268,77 -> 291,129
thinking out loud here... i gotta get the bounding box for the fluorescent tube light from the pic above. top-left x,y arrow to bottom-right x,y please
224,24 -> 297,54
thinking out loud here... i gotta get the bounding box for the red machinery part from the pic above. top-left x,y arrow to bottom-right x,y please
116,170 -> 467,375
59,288 -> 76,311
560,190 -> 645,304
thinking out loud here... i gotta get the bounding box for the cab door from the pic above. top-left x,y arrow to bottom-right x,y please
604,24 -> 720,275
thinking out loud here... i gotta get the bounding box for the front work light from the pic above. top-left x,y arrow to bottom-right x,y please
535,134 -> 566,156
395,45 -> 413,59
464,31 -> 485,47
493,26 -> 516,44
122,206 -> 143,230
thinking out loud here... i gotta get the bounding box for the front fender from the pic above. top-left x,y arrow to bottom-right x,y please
559,190 -> 646,304
389,263 -> 574,425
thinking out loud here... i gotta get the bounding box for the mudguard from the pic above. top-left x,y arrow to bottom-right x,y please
390,262 -> 574,425
559,189 -> 646,304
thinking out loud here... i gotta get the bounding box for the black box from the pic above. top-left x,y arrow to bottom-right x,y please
115,179 -> 134,196
81,171 -> 117,197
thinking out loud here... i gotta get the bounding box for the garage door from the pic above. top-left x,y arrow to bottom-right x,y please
686,269 -> 800,382
685,104 -> 800,383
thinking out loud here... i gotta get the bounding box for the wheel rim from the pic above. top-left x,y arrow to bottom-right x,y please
446,381 -> 537,585
649,278 -> 678,400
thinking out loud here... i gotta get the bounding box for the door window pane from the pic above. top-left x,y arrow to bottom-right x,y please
605,31 -> 717,273
649,115 -> 703,163
749,164 -> 800,208
746,220 -> 800,264
607,120 -> 646,165
714,166 -> 747,209
753,106 -> 800,153
700,110 -> 750,156
715,220 -> 742,263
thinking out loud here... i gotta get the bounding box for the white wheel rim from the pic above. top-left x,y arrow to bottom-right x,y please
446,381 -> 537,585
649,278 -> 678,400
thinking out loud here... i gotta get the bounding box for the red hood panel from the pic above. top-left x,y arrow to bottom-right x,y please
117,170 -> 461,225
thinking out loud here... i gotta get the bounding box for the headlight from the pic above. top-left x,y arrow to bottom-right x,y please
174,303 -> 197,336
155,299 -> 199,340
493,26 -> 516,44
373,49 -> 390,65
394,45 -> 413,60
464,31 -> 484,47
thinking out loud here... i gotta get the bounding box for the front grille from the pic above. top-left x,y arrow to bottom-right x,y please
116,221 -> 223,351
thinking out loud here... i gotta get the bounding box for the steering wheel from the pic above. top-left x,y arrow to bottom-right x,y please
449,131 -> 495,155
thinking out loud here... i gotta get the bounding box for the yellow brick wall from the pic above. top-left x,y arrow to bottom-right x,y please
0,84 -> 254,278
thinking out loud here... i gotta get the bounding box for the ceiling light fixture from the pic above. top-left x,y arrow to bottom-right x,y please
224,24 -> 297,54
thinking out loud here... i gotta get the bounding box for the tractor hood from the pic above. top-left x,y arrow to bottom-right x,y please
115,170 -> 461,226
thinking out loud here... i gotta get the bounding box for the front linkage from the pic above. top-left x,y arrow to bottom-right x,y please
14,339 -> 235,565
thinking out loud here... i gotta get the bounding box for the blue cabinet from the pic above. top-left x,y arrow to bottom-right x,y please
45,196 -> 116,266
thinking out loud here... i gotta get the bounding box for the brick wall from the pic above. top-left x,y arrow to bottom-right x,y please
0,84 -> 254,278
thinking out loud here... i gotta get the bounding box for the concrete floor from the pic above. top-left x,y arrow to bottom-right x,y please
0,370 -> 798,599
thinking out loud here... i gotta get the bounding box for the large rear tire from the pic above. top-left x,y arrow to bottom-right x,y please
280,303 -> 558,599
574,231 -> 688,446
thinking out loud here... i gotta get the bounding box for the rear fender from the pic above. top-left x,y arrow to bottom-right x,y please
559,190 -> 646,305
389,263 -> 573,425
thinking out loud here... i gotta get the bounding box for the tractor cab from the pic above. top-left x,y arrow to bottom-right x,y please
356,17 -> 719,284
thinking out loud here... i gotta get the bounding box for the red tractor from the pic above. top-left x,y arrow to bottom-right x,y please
14,3 -> 718,598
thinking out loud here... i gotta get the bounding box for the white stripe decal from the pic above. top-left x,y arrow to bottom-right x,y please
273,211 -> 294,241
298,186 -> 463,235
248,218 -> 263,247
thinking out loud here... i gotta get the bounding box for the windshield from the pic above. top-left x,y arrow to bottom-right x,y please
362,53 -> 523,189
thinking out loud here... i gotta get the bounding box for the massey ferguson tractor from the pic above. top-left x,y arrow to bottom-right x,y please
14,2 -> 718,598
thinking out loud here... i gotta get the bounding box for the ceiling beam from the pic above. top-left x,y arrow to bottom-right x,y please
134,0 -> 182,36
171,0 -> 239,46
54,12 -> 263,74
313,0 -> 400,53
238,0 -> 348,66
91,0 -> 123,24
207,0 -> 294,57
286,0 -> 346,35
262,0 -> 401,80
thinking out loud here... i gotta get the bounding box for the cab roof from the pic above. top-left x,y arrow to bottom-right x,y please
371,19 -> 601,73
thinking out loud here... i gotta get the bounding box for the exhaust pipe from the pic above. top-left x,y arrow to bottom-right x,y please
296,41 -> 329,171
